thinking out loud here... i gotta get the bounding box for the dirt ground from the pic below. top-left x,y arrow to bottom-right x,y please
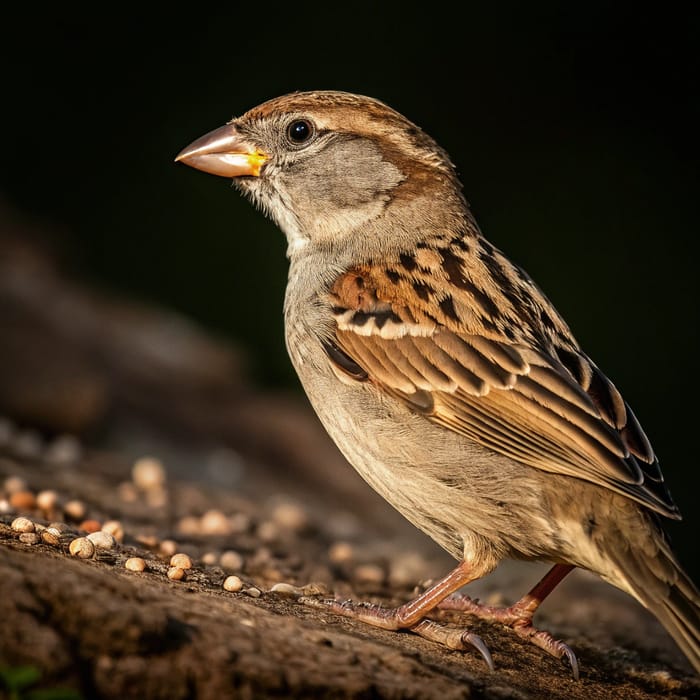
0,205 -> 698,699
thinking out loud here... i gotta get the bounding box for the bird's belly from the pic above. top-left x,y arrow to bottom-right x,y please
294,359 -> 561,568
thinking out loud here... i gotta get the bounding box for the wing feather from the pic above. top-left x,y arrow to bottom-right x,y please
325,265 -> 679,518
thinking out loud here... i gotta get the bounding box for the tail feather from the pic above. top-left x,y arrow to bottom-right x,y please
613,538 -> 700,673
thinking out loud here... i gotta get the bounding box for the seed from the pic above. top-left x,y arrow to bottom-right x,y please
328,541 -> 354,564
271,501 -> 309,531
134,534 -> 159,548
219,550 -> 244,571
169,553 -> 192,569
41,527 -> 62,546
102,520 -> 124,542
4,476 -> 28,494
201,551 -> 218,566
11,516 -> 35,533
223,575 -> 243,592
132,457 -> 166,491
353,563 -> 385,585
159,539 -> 178,556
86,531 -> 117,550
200,509 -> 231,535
243,587 -> 261,598
176,515 -> 200,535
125,557 -> 146,572
269,582 -> 303,597
257,520 -> 279,543
19,532 -> 40,544
69,537 -> 95,558
9,491 -> 36,510
79,519 -> 101,533
36,490 -> 59,512
63,500 -> 86,521
167,566 -> 185,581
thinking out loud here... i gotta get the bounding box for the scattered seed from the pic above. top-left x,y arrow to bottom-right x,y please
219,550 -> 244,572
69,537 -> 95,558
353,564 -> 385,585
271,501 -> 309,531
159,539 -> 178,556
134,534 -> 159,548
328,541 -> 354,564
19,532 -> 40,544
201,551 -> 218,566
170,553 -> 192,569
9,491 -> 36,511
257,520 -> 279,543
64,500 -> 86,521
223,575 -> 243,592
132,456 -> 166,491
200,509 -> 231,535
167,566 -> 185,581
125,557 -> 146,572
102,520 -> 124,542
87,531 -> 117,550
80,519 -> 102,534
4,476 -> 28,494
11,517 -> 35,533
269,582 -> 303,597
36,490 -> 59,513
176,515 -> 200,535
243,587 -> 261,598
41,527 -> 62,546
48,521 -> 72,533
0,499 -> 11,513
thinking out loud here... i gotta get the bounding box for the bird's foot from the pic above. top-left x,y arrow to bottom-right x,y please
299,596 -> 494,670
437,592 -> 579,680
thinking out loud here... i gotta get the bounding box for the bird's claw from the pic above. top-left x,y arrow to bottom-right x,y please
560,643 -> 580,681
461,631 -> 495,672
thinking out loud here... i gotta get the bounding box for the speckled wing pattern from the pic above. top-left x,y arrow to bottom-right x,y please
324,230 -> 679,519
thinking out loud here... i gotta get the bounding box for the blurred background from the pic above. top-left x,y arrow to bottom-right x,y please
1,6 -> 697,576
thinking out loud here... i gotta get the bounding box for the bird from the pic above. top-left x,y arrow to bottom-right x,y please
176,90 -> 700,678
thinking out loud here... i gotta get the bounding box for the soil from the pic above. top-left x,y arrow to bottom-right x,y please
0,205 -> 698,699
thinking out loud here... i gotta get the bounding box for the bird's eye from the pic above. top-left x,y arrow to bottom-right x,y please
286,119 -> 314,145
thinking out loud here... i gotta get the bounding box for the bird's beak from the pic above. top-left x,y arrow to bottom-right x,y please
175,124 -> 267,178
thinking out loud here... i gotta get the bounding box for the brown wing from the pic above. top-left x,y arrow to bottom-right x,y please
325,261 -> 679,519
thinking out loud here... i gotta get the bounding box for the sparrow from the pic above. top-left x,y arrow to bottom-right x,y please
176,90 -> 700,678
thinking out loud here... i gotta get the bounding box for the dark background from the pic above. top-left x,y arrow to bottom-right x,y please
2,7 -> 698,576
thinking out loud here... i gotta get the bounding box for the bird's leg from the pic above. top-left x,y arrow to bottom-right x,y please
438,563 -> 579,678
300,560 -> 494,669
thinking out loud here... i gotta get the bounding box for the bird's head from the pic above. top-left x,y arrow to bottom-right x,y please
176,91 -> 467,258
